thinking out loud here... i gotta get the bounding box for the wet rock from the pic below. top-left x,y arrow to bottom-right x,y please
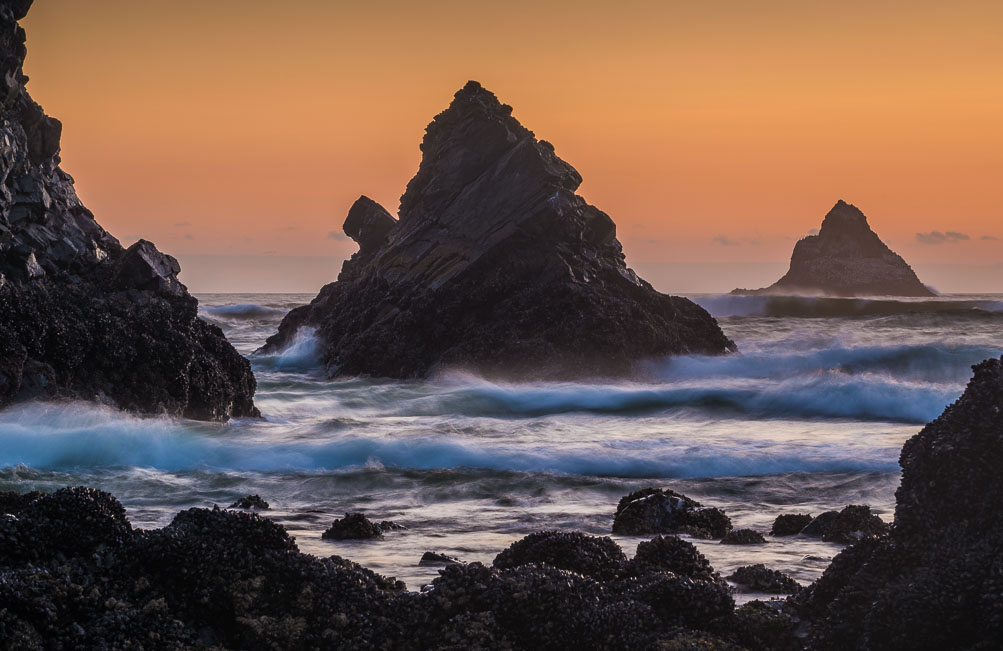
0,488 -> 40,514
770,512 -> 813,536
798,505 -> 888,544
419,551 -> 462,566
727,565 -> 801,595
626,535 -> 718,582
492,530 -> 626,581
614,571 -> 735,630
377,519 -> 406,532
227,494 -> 270,510
262,80 -> 735,380
720,529 -> 767,545
733,200 -> 934,297
321,512 -> 384,540
613,487 -> 732,538
721,600 -> 800,651
796,357 -> 1003,649
0,4 -> 257,421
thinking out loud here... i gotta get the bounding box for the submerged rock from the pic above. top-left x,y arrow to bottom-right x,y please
227,494 -> 270,510
321,512 -> 385,540
720,529 -> 767,545
0,2 -> 256,420
797,356 -> 1003,649
262,80 -> 734,379
612,487 -> 732,538
733,200 -> 934,297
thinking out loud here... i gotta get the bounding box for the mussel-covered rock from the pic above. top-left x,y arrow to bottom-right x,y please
492,530 -> 626,581
625,535 -> 718,582
770,513 -> 814,536
727,565 -> 801,595
799,505 -> 888,544
322,512 -> 385,540
720,529 -> 767,545
613,487 -> 732,538
227,494 -> 270,510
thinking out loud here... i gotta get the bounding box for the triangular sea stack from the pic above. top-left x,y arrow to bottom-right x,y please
263,81 -> 734,378
0,0 -> 257,420
734,200 -> 934,297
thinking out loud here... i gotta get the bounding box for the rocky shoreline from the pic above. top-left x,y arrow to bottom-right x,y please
4,355 -> 1000,649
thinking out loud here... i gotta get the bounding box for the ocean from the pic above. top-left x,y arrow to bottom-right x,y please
2,292 -> 1001,600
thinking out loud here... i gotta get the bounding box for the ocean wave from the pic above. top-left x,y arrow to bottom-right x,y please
694,295 -> 1003,319
250,327 -> 322,371
0,403 -> 899,478
414,373 -> 957,424
202,303 -> 288,320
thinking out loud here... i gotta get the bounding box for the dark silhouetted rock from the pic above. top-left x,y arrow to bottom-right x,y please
321,512 -> 384,540
720,529 -> 767,545
0,2 -> 256,421
798,510 -> 839,537
418,551 -> 462,566
0,489 -> 40,515
727,565 -> 801,595
626,535 -> 718,582
377,519 -> 406,532
733,200 -> 934,297
797,357 -> 1003,649
770,512 -> 814,536
613,487 -> 732,538
262,81 -> 735,379
492,530 -> 626,581
227,494 -> 270,510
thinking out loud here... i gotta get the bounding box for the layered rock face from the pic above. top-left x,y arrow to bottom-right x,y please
264,81 -> 734,378
0,1 -> 256,420
799,356 -> 1003,649
735,200 -> 934,297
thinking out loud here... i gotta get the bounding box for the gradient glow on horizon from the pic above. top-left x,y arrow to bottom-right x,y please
22,1 -> 1003,292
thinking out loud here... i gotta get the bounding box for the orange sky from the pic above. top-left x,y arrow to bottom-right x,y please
21,1 -> 1003,292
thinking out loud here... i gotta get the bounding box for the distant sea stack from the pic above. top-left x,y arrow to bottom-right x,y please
734,200 -> 934,297
263,81 -> 735,378
0,1 -> 256,420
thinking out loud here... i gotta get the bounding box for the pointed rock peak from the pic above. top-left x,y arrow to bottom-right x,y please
820,200 -> 869,233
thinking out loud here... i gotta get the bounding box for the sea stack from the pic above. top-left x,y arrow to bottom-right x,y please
0,1 -> 257,420
263,81 -> 734,378
798,356 -> 1003,648
734,200 -> 934,297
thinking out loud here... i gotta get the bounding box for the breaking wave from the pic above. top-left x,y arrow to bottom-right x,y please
202,303 -> 288,320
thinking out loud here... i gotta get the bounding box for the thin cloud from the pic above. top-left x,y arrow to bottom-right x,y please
915,231 -> 970,245
174,221 -> 191,227
712,235 -> 740,246
328,231 -> 350,241
183,233 -> 195,240
981,235 -> 999,241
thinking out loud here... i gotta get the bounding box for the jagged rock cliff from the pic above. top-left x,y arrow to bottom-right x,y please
264,81 -> 734,378
798,356 -> 1003,648
734,200 -> 934,297
0,0 -> 256,420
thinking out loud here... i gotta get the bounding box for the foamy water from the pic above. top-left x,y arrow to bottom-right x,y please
2,291 -> 1000,596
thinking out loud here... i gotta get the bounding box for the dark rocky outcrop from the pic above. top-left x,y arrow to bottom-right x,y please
418,551 -> 462,567
770,513 -> 814,536
492,530 -> 626,581
262,81 -> 734,379
0,1 -> 256,420
733,200 -> 934,297
797,357 -> 1003,649
720,529 -> 767,545
625,535 -> 719,582
0,487 -> 802,650
321,512 -> 386,540
727,565 -> 801,595
612,487 -> 732,538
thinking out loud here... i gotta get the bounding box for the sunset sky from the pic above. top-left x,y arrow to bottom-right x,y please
22,1 -> 1003,292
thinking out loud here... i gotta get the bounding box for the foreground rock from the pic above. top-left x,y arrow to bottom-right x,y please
262,81 -> 734,379
0,487 -> 799,650
0,2 -> 256,420
796,356 -> 1003,649
612,487 -> 732,538
733,200 -> 934,297
727,565 -> 802,595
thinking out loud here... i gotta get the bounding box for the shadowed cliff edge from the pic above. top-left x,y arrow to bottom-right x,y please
262,81 -> 735,378
0,1 -> 257,420
733,200 -> 935,297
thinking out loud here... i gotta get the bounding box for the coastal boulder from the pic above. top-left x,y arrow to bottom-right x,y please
613,487 -> 732,538
262,81 -> 735,379
0,2 -> 257,420
492,530 -> 627,581
734,200 -> 934,297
